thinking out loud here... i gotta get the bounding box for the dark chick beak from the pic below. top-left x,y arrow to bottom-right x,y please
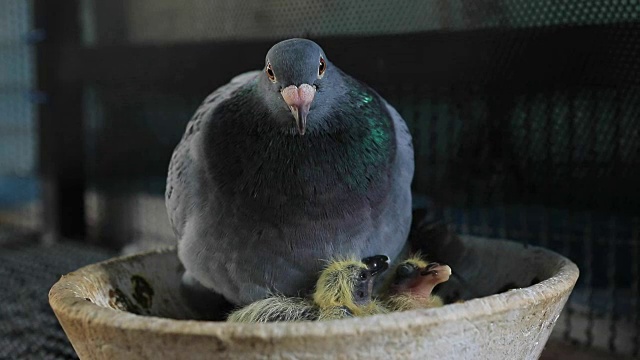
361,255 -> 389,276
281,84 -> 316,135
420,262 -> 442,276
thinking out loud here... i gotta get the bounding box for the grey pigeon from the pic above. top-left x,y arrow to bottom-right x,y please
166,38 -> 414,308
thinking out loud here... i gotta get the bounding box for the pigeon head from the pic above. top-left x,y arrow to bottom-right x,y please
259,38 -> 339,135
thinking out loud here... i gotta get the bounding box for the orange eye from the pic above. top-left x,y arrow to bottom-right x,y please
266,62 -> 276,82
318,57 -> 326,78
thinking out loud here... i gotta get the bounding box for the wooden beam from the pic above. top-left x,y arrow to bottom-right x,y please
51,23 -> 640,96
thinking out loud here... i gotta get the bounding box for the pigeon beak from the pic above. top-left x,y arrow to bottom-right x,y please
281,84 -> 315,135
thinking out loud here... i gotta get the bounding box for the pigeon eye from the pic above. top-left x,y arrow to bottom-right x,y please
266,63 -> 277,83
318,57 -> 326,78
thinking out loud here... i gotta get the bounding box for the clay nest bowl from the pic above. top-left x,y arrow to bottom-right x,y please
49,236 -> 578,360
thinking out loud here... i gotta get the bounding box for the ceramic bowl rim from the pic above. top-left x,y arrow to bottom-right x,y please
49,236 -> 579,341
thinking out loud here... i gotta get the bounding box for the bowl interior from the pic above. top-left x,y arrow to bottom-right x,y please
80,236 -> 567,320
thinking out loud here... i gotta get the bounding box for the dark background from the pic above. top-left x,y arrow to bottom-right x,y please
0,0 -> 638,358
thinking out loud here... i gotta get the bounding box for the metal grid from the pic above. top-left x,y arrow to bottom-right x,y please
400,83 -> 640,356
0,0 -> 41,233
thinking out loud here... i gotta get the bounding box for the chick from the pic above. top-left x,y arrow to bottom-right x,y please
227,255 -> 390,322
226,295 -> 318,322
384,254 -> 452,311
315,255 -> 390,320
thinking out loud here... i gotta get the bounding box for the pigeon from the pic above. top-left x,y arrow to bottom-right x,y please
166,38 -> 414,309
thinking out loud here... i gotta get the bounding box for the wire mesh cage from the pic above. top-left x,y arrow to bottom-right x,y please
0,0 -> 639,358
0,0 -> 40,241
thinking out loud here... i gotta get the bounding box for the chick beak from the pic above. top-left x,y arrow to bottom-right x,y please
362,255 -> 390,276
420,263 -> 452,285
281,84 -> 316,135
